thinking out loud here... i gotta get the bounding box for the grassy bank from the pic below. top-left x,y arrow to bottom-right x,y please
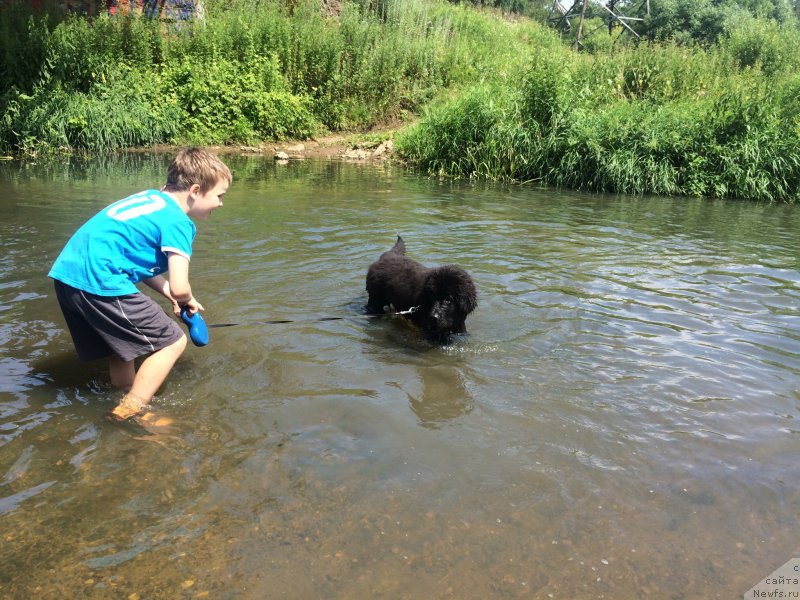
3,0 -> 799,202
0,0 -> 538,155
396,16 -> 800,202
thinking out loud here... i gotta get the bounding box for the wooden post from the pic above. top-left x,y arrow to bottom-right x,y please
574,0 -> 590,51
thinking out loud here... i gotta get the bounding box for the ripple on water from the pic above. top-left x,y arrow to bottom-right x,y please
0,163 -> 799,598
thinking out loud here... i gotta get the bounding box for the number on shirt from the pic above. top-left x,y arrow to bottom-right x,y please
107,193 -> 167,222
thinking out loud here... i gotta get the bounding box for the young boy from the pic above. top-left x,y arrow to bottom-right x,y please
49,147 -> 232,421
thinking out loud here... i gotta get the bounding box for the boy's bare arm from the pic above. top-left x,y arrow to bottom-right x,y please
142,274 -> 171,298
142,274 -> 181,316
166,253 -> 203,313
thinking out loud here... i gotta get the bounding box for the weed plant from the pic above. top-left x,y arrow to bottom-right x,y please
0,0 -> 530,155
397,21 -> 800,202
3,0 -> 799,201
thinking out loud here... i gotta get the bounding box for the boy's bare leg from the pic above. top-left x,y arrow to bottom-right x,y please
111,335 -> 187,420
109,355 -> 135,389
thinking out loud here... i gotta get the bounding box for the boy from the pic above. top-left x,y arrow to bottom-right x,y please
49,147 -> 232,421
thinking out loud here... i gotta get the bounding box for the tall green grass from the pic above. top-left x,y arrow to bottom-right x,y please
0,0 -> 535,155
4,0 -> 799,202
397,26 -> 800,202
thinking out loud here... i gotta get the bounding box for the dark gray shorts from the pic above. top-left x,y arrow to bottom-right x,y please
53,280 -> 184,363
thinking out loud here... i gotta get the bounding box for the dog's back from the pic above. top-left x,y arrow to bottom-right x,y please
366,236 -> 422,312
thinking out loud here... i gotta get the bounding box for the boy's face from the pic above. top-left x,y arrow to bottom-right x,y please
188,179 -> 229,220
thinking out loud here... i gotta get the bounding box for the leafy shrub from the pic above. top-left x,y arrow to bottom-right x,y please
0,66 -> 179,154
720,14 -> 800,75
0,0 -> 60,93
1,0 -> 539,153
521,48 -> 575,128
396,82 -> 529,179
165,55 -> 316,143
398,33 -> 800,202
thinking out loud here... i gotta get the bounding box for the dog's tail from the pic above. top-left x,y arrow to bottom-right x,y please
390,234 -> 406,255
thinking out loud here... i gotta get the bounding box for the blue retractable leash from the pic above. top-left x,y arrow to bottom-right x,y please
180,305 -> 420,347
181,307 -> 210,347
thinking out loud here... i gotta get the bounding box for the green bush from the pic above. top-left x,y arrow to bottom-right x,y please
396,82 -> 531,179
0,0 -> 545,153
0,65 -> 179,154
0,0 -> 59,93
521,48 -> 575,128
164,55 -> 317,144
398,34 -> 800,202
720,14 -> 800,75
4,0 -> 800,202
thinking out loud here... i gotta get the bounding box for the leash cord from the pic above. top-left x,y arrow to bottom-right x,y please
207,306 -> 418,329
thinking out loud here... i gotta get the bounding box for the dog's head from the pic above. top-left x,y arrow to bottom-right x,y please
416,266 -> 477,343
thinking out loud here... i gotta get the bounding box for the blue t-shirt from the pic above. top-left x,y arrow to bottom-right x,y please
49,190 -> 196,296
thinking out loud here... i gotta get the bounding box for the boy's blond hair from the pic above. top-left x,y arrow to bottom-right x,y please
164,147 -> 232,194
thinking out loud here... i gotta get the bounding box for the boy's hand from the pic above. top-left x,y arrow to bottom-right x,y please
176,296 -> 204,317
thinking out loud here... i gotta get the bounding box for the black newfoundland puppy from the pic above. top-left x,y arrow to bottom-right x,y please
366,236 -> 477,343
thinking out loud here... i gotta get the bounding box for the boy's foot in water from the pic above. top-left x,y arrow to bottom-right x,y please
108,391 -> 150,421
107,392 -> 175,431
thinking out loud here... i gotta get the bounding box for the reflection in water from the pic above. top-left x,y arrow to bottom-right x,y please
362,315 -> 475,427
0,156 -> 799,598
406,364 -> 474,428
29,350 -> 106,392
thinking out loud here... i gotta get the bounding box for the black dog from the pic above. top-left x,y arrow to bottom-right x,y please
366,236 -> 477,343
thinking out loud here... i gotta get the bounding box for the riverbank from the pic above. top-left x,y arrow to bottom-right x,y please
4,0 -> 800,201
246,131 -> 396,162
129,128 -> 400,162
1,0 -> 532,159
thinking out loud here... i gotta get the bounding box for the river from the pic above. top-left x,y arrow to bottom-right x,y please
1,154 -> 798,598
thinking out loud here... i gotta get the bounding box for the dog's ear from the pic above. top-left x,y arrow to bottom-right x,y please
449,267 -> 477,316
457,280 -> 478,316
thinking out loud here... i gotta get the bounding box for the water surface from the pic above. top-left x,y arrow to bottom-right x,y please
1,155 -> 798,598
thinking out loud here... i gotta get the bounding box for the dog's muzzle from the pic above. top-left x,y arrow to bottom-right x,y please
431,300 -> 454,328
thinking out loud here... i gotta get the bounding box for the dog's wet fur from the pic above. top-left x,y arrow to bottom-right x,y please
366,236 -> 477,343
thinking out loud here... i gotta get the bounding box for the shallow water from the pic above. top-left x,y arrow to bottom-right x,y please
0,154 -> 798,599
